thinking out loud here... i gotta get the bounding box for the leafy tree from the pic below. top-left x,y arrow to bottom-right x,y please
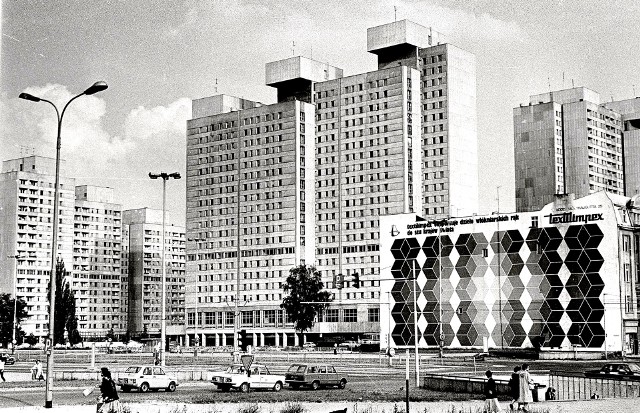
105,327 -> 115,342
0,293 -> 29,347
25,333 -> 38,346
281,264 -> 333,336
51,259 -> 82,345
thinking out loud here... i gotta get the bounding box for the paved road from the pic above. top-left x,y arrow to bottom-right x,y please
0,397 -> 636,413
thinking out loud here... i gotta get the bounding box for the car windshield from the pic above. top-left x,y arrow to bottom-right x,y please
125,367 -> 141,373
227,365 -> 247,374
628,364 -> 640,372
287,365 -> 305,373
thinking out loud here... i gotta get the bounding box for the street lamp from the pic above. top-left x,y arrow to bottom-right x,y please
149,172 -> 181,367
19,81 -> 108,409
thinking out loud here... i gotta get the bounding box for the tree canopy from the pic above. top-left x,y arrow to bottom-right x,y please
51,259 -> 82,345
0,293 -> 29,347
280,264 -> 333,333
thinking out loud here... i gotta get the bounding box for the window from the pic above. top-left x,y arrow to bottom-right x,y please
531,216 -> 539,228
343,308 -> 357,322
325,309 -> 339,322
623,235 -> 631,252
368,308 -> 379,322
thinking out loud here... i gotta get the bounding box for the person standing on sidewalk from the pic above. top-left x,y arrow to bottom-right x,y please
484,370 -> 501,413
517,363 -> 534,412
31,360 -> 44,381
0,354 -> 6,382
508,365 -> 521,411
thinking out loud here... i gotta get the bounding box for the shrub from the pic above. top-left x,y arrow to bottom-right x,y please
279,402 -> 306,413
237,404 -> 261,413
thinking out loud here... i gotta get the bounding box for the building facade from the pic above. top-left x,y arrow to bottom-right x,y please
184,20 -> 478,346
0,156 -> 124,341
380,191 -> 639,355
123,208 -> 185,340
514,87 -> 626,212
72,185 -> 123,338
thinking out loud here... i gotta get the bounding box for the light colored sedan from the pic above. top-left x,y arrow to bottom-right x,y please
117,365 -> 178,392
211,364 -> 285,393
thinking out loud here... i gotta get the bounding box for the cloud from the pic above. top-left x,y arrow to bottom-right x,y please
1,85 -> 191,221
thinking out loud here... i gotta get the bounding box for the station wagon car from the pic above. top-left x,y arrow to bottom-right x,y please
211,364 -> 285,393
117,365 -> 178,392
585,362 -> 640,380
285,363 -> 347,390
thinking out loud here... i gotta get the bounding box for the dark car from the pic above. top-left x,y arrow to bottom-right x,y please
585,362 -> 640,380
0,353 -> 15,365
285,363 -> 347,390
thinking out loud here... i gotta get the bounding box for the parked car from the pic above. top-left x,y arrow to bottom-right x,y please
117,365 -> 178,392
339,341 -> 360,350
285,363 -> 347,390
585,362 -> 640,380
211,363 -> 285,393
0,353 -> 15,365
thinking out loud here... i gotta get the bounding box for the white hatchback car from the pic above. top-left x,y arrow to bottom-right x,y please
117,365 -> 178,392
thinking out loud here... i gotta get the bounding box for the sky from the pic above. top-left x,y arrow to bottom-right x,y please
2,0 -> 640,226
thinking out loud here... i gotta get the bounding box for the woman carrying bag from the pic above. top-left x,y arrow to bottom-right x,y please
97,367 -> 121,413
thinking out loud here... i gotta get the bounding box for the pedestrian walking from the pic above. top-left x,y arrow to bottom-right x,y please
508,365 -> 521,411
517,363 -> 534,412
484,370 -> 501,413
97,367 -> 121,413
0,354 -> 6,382
31,360 -> 44,381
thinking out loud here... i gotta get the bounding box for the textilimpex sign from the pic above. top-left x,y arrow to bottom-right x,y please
379,191 -> 623,352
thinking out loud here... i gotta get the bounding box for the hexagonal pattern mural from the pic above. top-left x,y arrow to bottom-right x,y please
389,224 -> 607,349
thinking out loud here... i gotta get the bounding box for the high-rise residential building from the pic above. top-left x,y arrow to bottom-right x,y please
367,20 -> 478,219
602,97 -> 640,196
72,185 -> 123,338
123,208 -> 185,340
185,19 -> 478,346
0,156 -> 124,341
0,156 -> 75,338
514,87 -> 625,212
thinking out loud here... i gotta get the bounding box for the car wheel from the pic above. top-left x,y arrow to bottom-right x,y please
273,381 -> 282,392
139,382 -> 150,393
311,380 -> 320,390
240,382 -> 250,393
167,382 -> 177,392
338,379 -> 347,389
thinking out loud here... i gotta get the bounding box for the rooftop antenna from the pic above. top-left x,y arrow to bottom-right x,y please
292,41 -> 295,56
633,84 -> 637,97
562,72 -> 565,89
394,6 -> 397,21
311,45 -> 313,59
611,92 -> 614,102
572,79 -> 575,88
548,76 -> 551,93
215,78 -> 218,94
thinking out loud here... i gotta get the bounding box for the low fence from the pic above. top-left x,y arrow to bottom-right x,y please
549,371 -> 640,400
423,373 -> 510,395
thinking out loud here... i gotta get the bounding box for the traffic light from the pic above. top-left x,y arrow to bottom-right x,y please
352,273 -> 361,288
238,329 -> 248,352
335,274 -> 344,289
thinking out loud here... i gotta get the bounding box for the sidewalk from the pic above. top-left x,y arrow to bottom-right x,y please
0,398 -> 635,413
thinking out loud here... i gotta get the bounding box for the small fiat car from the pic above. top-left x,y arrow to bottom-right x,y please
285,363 -> 347,390
117,365 -> 178,392
211,364 -> 285,393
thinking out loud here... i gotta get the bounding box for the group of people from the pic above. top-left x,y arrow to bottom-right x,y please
483,363 -> 536,413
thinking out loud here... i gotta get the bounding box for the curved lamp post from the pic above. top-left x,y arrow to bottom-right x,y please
149,172 -> 181,367
19,81 -> 108,408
